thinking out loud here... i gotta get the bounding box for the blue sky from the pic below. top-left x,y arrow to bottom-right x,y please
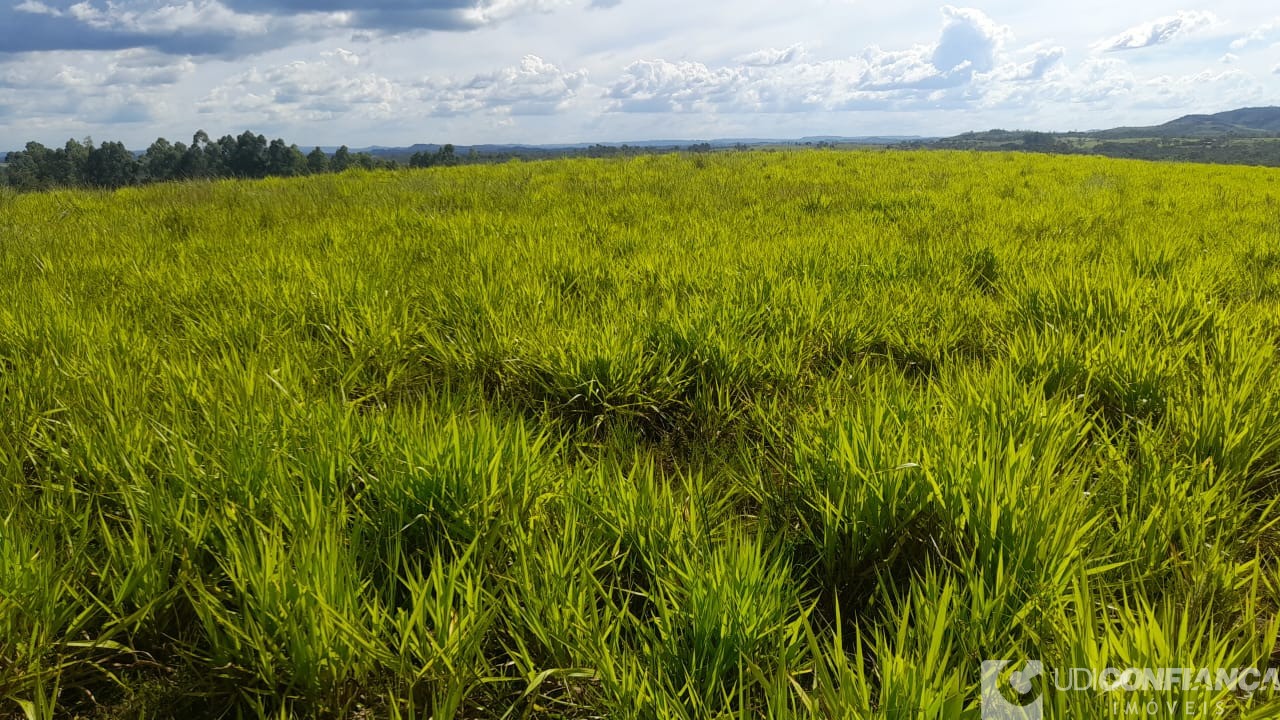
1,1 -> 1278,147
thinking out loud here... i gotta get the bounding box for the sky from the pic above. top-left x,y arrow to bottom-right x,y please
1,0 -> 1278,148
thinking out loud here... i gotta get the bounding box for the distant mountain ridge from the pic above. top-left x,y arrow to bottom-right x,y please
1092,107 -> 1280,139
315,136 -> 926,158
0,136 -> 927,160
320,108 -> 1280,160
923,106 -> 1280,168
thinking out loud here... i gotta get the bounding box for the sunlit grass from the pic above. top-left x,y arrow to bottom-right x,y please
2,150 -> 1280,717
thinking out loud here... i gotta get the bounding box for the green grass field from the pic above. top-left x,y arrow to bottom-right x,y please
3,150 -> 1280,718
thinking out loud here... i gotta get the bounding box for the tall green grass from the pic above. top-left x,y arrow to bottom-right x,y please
2,150 -> 1280,717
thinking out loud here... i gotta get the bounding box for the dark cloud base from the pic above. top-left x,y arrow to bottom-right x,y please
1,0 -> 554,57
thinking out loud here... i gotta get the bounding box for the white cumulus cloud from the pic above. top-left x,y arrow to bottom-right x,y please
199,51 -> 408,122
932,5 -> 1010,73
606,6 -> 1015,113
420,55 -> 588,116
14,0 -> 62,16
1095,10 -> 1218,52
1230,20 -> 1280,51
737,44 -> 805,67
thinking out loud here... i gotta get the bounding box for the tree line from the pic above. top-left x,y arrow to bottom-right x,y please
1,130 -> 469,193
1,129 -> 736,193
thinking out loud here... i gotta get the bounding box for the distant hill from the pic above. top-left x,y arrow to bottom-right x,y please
920,106 -> 1280,168
1092,107 -> 1280,139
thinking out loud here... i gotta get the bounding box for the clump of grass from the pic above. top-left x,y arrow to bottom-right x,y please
965,246 -> 1001,295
